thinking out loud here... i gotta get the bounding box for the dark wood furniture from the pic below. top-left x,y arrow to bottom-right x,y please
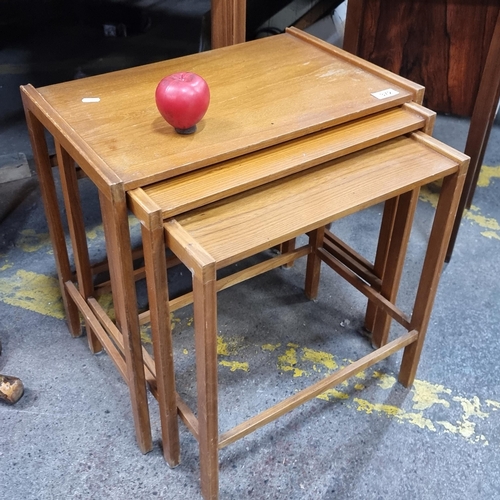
342,0 -> 500,259
211,0 -> 246,48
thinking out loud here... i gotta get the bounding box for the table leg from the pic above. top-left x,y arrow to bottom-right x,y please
140,214 -> 180,466
55,141 -> 102,354
370,189 -> 420,348
279,238 -> 296,268
23,109 -> 81,337
364,197 -> 399,333
99,188 -> 153,454
399,170 -> 465,387
305,228 -> 325,299
193,263 -> 219,500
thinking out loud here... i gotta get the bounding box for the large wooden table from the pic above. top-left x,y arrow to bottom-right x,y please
21,28 -> 467,498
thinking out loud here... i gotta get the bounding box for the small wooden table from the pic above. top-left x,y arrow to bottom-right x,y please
130,131 -> 467,499
21,28 -> 435,466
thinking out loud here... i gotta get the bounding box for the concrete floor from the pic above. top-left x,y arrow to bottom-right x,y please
1,4 -> 500,500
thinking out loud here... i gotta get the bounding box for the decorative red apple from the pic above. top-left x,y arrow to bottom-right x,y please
155,72 -> 210,134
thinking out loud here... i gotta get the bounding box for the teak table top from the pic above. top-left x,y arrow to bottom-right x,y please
135,103 -> 434,220
168,133 -> 460,267
21,28 -> 423,193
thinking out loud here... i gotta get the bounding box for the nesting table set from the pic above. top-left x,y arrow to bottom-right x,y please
21,29 -> 468,499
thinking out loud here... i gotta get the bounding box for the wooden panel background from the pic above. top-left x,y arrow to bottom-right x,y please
344,0 -> 500,116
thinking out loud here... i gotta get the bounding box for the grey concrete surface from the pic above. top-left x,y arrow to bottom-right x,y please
1,4 -> 500,499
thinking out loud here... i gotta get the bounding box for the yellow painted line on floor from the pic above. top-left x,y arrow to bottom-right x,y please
0,269 -> 64,319
16,229 -> 51,253
209,335 -> 498,447
303,355 -> 494,446
480,231 -> 500,240
0,261 -> 13,271
167,316 -> 500,447
185,327 -> 499,447
217,335 -> 230,356
278,343 -> 306,378
302,347 -> 337,371
1,256 -> 497,446
217,334 -> 249,371
0,214 -> 142,317
477,164 -> 500,188
85,224 -> 102,241
262,343 -> 281,352
420,180 -> 500,241
317,388 -> 349,401
219,360 -> 249,372
140,325 -> 152,345
466,205 -> 500,231
86,215 -> 139,241
3,204 -> 498,447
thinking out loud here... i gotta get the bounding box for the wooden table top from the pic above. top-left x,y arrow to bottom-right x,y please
131,103 -> 433,220
166,132 -> 462,267
24,28 -> 423,191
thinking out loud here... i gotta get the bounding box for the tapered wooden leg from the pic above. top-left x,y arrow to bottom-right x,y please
22,109 -> 81,337
193,263 -> 219,500
364,197 -> 399,333
399,171 -> 466,387
141,216 -> 180,466
371,189 -> 419,348
305,228 -> 325,299
280,238 -> 296,268
56,141 -> 102,354
99,189 -> 152,454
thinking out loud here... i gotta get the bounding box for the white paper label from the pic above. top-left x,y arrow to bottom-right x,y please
371,89 -> 399,100
82,97 -> 101,103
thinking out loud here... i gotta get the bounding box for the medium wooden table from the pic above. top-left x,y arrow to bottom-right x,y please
21,28 -> 430,462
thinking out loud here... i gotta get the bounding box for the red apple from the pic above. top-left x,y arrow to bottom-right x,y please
155,72 -> 210,134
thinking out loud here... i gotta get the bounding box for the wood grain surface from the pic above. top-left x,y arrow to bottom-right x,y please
344,0 -> 500,116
